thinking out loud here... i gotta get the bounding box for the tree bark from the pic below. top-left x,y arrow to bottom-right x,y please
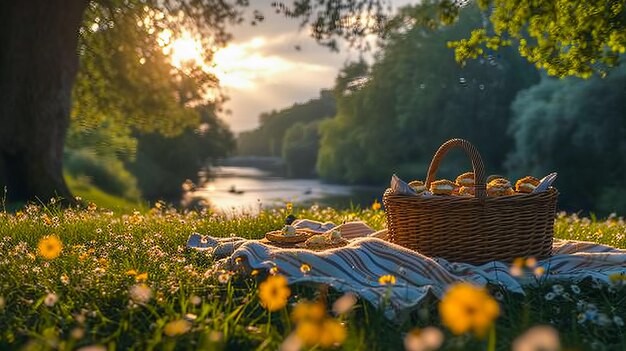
0,0 -> 87,204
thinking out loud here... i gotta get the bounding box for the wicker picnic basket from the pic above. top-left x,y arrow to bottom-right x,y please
383,139 -> 558,264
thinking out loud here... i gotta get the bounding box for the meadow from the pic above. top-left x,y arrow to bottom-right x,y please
0,201 -> 624,351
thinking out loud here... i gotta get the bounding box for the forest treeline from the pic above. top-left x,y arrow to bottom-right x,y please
237,5 -> 626,214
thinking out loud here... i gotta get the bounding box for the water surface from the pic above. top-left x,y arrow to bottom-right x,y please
192,166 -> 383,213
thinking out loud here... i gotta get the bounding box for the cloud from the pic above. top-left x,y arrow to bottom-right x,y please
218,0 -> 415,133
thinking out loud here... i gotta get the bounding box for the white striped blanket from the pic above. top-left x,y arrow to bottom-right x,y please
187,220 -> 626,319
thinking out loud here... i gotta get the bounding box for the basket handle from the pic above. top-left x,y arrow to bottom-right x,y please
424,139 -> 487,200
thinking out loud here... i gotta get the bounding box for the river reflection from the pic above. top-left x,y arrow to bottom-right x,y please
192,166 -> 384,213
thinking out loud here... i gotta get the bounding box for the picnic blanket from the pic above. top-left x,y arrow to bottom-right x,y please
187,219 -> 626,319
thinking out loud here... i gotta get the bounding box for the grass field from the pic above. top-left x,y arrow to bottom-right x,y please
0,202 -> 624,351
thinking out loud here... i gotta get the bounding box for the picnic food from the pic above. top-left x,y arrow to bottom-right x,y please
282,225 -> 297,236
486,174 -> 507,184
299,230 -> 349,250
458,186 -> 475,196
265,225 -> 311,243
408,180 -> 427,194
455,172 -> 475,187
486,178 -> 514,197
430,179 -> 458,195
515,176 -> 540,193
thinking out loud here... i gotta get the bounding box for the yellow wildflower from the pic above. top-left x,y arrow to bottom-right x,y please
295,320 -> 321,346
439,283 -> 500,337
38,235 -> 63,260
300,264 -> 311,274
135,272 -> 148,282
525,257 -> 537,268
163,319 -> 192,337
512,257 -> 525,268
318,318 -> 347,348
286,202 -> 293,212
371,200 -> 382,211
259,275 -> 291,312
269,266 -> 279,275
125,269 -> 138,276
378,274 -> 396,285
609,273 -> 625,284
87,202 -> 97,211
534,266 -> 546,277
250,269 -> 259,277
41,214 -> 52,225
291,301 -> 326,323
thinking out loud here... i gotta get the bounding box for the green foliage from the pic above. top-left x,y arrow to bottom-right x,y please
278,0 -> 626,78
236,90 -> 336,158
447,0 -> 626,78
317,5 -> 540,184
128,106 -> 235,201
282,121 -> 321,178
506,66 -> 626,213
64,149 -> 141,200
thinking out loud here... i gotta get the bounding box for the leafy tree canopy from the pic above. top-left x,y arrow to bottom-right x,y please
316,3 -> 540,184
275,0 -> 626,78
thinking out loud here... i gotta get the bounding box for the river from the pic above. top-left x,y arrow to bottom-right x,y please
191,166 -> 385,213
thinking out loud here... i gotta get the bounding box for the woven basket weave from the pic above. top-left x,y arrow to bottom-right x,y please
383,139 -> 558,264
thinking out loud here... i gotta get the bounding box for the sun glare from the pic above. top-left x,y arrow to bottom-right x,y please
169,35 -> 203,68
160,32 -> 321,91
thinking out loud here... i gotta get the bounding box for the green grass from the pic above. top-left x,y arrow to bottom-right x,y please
0,203 -> 624,350
66,175 -> 148,214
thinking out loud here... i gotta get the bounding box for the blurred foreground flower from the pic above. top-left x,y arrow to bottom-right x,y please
259,275 -> 291,312
44,292 -> 58,307
512,325 -> 560,351
295,318 -> 347,348
76,346 -> 106,351
332,292 -> 358,315
38,235 -> 62,260
291,301 -> 326,323
129,284 -> 152,304
439,283 -> 500,337
404,327 -> 444,351
164,319 -> 192,337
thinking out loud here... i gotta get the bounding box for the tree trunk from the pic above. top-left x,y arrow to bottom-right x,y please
0,0 -> 87,204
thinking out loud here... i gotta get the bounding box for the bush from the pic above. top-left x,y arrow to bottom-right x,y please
64,149 -> 141,199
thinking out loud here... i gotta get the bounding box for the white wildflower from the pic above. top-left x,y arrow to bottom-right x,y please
512,325 -> 560,351
44,292 -> 59,307
129,284 -> 152,304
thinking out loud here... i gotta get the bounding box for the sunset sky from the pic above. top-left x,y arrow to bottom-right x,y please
213,0 -> 412,133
